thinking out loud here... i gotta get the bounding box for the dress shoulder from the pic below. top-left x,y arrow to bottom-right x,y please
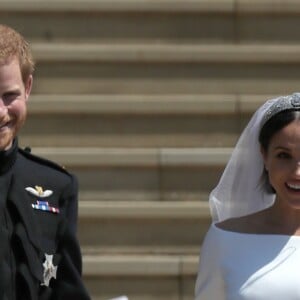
195,224 -> 225,300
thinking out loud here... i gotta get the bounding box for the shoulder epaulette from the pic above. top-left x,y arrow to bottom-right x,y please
18,147 -> 72,177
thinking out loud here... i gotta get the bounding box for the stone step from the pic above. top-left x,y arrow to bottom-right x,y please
0,2 -> 234,43
2,0 -> 300,14
27,93 -> 269,114
31,76 -> 300,95
30,42 -> 300,63
77,200 -> 210,249
33,147 -> 231,167
77,192 -> 208,300
29,147 -> 230,200
78,190 -> 209,202
82,245 -> 200,256
0,0 -> 234,13
22,115 -> 239,148
78,200 -> 207,299
2,1 -> 300,45
79,200 -> 209,219
27,42 -> 300,94
82,253 -> 198,300
21,93 -> 271,148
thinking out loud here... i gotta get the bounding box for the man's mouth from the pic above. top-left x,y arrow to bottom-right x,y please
0,121 -> 11,130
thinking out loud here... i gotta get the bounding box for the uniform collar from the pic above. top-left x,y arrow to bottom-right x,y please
0,139 -> 18,175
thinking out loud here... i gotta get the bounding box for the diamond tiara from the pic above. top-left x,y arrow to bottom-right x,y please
261,93 -> 300,128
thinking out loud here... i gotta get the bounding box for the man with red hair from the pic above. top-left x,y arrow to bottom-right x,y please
0,24 -> 90,299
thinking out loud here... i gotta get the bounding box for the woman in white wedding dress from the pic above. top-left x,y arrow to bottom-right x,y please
195,93 -> 300,300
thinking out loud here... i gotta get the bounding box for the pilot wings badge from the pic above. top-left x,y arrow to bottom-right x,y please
25,185 -> 53,198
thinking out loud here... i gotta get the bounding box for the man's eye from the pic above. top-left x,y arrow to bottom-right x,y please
3,93 -> 18,103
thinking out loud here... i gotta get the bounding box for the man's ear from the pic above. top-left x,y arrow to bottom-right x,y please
24,75 -> 33,101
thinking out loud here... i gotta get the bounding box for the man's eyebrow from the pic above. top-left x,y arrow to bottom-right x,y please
3,88 -> 21,94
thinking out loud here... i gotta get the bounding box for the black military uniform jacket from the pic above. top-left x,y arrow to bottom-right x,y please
0,139 -> 90,300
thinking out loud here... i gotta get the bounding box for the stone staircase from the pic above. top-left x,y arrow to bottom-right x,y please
1,0 -> 300,299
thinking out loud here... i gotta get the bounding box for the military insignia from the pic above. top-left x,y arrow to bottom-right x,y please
32,201 -> 60,214
41,254 -> 57,287
25,186 -> 53,198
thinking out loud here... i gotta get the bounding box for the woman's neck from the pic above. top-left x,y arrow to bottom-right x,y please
266,201 -> 300,235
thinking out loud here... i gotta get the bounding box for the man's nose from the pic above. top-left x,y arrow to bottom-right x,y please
0,99 -> 8,118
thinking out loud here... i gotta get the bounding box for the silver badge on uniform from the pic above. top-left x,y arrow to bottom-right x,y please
41,254 -> 57,287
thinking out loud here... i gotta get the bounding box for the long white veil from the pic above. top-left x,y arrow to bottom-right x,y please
209,98 -> 279,222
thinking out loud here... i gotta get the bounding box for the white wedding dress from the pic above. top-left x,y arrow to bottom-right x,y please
195,224 -> 300,300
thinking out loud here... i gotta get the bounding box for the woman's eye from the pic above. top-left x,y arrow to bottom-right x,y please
277,152 -> 291,159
